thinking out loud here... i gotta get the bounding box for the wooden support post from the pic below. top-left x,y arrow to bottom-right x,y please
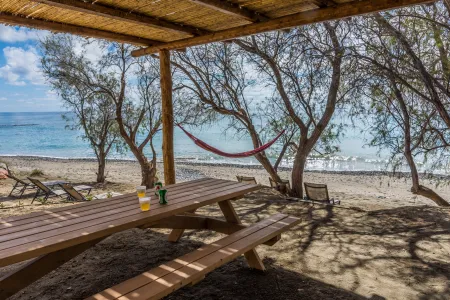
218,200 -> 266,271
160,49 -> 176,185
0,238 -> 104,299
167,209 -> 197,242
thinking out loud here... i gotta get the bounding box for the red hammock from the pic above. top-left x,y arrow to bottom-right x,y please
177,124 -> 285,158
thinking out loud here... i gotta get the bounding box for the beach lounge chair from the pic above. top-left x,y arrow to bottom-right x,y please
28,178 -> 91,203
236,175 -> 257,184
269,177 -> 291,194
7,174 -> 66,198
59,183 -> 93,201
304,182 -> 340,205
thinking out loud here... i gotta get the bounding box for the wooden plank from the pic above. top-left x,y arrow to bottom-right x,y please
0,237 -> 104,299
86,214 -> 291,300
36,0 -> 208,36
0,179 -> 222,234
0,178 -> 213,225
187,0 -> 269,22
312,0 -> 338,8
0,12 -> 159,47
160,49 -> 176,186
0,183 -> 260,267
218,200 -> 242,224
117,215 -> 300,300
0,181 -> 243,247
167,209 -> 197,242
218,199 -> 265,270
131,0 -> 434,56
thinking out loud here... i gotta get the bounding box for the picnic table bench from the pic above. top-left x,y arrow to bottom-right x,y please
0,178 -> 300,299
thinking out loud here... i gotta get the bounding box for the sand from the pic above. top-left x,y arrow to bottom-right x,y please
0,156 -> 449,300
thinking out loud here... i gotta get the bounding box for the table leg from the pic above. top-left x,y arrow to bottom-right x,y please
167,209 -> 197,242
218,200 -> 266,271
0,237 -> 104,299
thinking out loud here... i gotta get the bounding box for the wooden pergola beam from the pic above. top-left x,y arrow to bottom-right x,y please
187,0 -> 269,22
36,0 -> 208,36
0,12 -> 159,46
132,0 -> 435,57
312,0 -> 338,8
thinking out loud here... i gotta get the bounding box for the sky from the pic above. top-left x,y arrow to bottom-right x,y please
0,25 -> 62,112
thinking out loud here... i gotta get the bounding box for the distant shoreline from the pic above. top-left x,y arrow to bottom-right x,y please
1,154 -> 448,180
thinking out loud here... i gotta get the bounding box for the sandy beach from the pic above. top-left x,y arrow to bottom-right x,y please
0,156 -> 447,213
0,156 -> 449,300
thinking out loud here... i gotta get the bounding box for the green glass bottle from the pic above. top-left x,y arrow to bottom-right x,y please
158,189 -> 168,205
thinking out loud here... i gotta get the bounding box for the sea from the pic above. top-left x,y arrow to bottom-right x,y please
0,111 -> 396,172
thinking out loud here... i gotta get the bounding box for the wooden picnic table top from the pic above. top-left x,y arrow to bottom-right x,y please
0,178 -> 260,268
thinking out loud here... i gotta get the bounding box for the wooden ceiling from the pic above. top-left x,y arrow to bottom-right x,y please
0,0 -> 436,57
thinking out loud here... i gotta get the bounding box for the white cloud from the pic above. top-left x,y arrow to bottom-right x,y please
0,97 -> 7,101
73,39 -> 104,63
0,25 -> 47,43
0,46 -> 45,86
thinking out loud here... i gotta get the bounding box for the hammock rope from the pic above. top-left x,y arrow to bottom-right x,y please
177,124 -> 285,158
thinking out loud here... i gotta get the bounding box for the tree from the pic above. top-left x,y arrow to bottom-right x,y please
41,35 -> 189,187
235,22 -> 356,197
350,3 -> 450,206
173,43 -> 292,183
41,35 -> 120,183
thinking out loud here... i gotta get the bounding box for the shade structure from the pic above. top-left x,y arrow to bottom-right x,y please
0,0 -> 436,53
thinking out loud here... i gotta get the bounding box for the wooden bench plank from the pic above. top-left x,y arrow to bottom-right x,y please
0,183 -> 260,267
0,180 -> 238,240
87,214 -> 300,300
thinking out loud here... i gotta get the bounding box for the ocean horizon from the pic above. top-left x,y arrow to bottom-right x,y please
0,111 -> 405,173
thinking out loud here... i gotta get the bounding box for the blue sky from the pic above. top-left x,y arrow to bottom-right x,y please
0,25 -> 62,112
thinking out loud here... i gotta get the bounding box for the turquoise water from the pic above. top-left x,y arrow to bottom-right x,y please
0,112 -> 391,171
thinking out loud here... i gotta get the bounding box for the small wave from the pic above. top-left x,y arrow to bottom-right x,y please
0,124 -> 39,127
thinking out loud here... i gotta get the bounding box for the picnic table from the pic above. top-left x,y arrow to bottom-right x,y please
0,178 -> 299,299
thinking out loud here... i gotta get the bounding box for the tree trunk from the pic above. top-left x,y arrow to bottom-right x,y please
405,144 -> 450,207
413,185 -> 450,207
141,163 -> 157,188
96,159 -> 106,183
95,150 -> 107,183
291,150 -> 307,198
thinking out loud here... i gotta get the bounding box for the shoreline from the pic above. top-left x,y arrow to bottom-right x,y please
1,154 -> 449,180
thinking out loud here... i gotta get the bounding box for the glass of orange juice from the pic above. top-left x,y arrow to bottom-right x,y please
136,186 -> 146,198
139,197 -> 151,211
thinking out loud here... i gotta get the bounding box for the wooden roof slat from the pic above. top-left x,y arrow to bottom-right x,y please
131,0 -> 435,56
312,0 -> 338,8
34,0 -> 209,36
187,0 -> 269,22
0,11 -> 160,46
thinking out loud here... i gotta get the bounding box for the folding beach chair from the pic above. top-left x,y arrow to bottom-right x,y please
28,178 -> 92,203
7,174 -> 67,198
7,174 -> 35,198
304,182 -> 340,205
269,177 -> 291,194
59,183 -> 93,202
236,176 -> 257,185
28,177 -> 67,203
